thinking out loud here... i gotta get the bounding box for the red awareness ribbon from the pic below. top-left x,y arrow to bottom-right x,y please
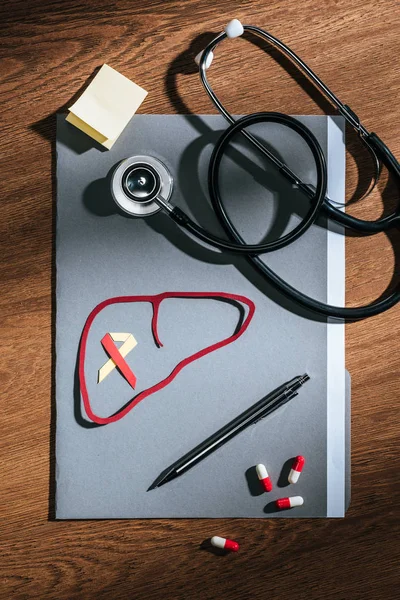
79,292 -> 255,425
101,333 -> 137,389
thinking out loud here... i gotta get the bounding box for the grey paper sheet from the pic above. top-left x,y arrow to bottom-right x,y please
55,114 -> 348,518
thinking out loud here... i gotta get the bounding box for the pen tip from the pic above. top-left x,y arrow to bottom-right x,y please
300,373 -> 310,384
147,475 -> 165,491
147,482 -> 159,491
148,466 -> 178,490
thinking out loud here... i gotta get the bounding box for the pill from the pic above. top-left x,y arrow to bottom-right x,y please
275,496 -> 304,510
255,463 -> 273,492
210,536 -> 239,552
288,455 -> 305,484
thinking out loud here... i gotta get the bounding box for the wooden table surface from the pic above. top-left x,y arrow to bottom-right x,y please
1,1 -> 399,598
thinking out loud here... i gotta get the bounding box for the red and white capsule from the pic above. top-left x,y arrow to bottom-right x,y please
210,536 -> 239,552
275,496 -> 304,510
288,455 -> 305,484
255,464 -> 273,492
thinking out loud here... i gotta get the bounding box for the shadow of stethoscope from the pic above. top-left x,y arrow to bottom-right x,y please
83,29 -> 398,320
160,30 -> 399,311
163,30 -> 381,210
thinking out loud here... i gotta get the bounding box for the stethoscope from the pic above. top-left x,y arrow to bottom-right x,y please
111,19 -> 399,321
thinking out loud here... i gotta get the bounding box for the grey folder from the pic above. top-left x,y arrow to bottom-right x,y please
55,114 -> 349,518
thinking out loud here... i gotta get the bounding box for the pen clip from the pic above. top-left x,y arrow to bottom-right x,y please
253,390 -> 298,424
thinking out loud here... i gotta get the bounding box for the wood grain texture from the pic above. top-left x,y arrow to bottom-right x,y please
0,1 -> 399,598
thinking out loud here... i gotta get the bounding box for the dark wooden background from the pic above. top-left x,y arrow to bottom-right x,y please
1,1 -> 399,598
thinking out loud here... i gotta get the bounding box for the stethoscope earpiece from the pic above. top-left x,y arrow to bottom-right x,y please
194,19 -> 244,70
195,50 -> 214,69
224,19 -> 244,38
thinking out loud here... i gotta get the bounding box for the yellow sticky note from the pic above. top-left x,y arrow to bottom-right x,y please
66,64 -> 148,149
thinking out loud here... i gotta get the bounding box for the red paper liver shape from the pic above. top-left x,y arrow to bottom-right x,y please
78,292 -> 255,425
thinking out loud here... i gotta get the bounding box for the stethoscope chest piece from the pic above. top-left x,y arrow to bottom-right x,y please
111,155 -> 173,217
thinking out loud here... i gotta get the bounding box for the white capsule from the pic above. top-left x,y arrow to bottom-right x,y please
276,496 -> 304,510
255,464 -> 273,492
288,455 -> 305,484
289,470 -> 300,484
210,536 -> 239,552
224,19 -> 244,39
290,495 -> 304,507
256,463 -> 268,478
194,49 -> 214,69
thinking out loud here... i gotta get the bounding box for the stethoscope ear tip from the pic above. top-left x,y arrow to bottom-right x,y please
195,49 -> 214,69
224,19 -> 244,38
194,19 -> 244,70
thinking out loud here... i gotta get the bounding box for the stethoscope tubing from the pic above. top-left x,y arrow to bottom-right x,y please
112,22 -> 398,320
172,113 -> 328,254
173,22 -> 399,319
168,111 -> 399,320
198,25 -> 400,233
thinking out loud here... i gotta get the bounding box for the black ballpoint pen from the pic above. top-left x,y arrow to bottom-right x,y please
149,373 -> 310,489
